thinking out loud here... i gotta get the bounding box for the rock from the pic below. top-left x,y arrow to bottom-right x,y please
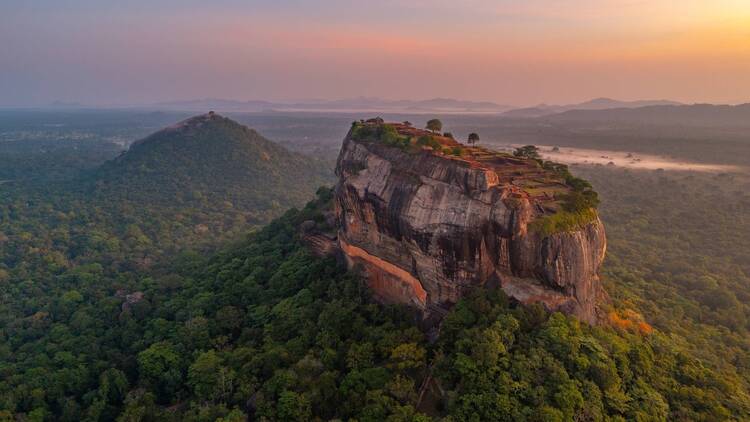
333,122 -> 608,324
302,233 -> 338,257
300,218 -> 340,257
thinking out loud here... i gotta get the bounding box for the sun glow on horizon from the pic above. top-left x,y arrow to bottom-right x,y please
2,0 -> 750,105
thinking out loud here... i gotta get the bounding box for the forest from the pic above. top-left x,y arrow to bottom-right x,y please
0,111 -> 749,420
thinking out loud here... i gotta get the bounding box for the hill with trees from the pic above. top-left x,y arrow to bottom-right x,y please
93,112 -> 332,213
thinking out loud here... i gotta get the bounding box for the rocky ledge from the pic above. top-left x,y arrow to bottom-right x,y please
332,119 -> 608,324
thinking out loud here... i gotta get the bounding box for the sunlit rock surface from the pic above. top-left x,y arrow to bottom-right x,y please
333,122 -> 607,323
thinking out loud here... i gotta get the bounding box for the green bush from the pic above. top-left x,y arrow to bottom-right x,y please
416,135 -> 443,151
428,138 -> 443,151
539,159 -> 599,211
514,145 -> 541,160
352,122 -> 411,150
561,190 -> 600,212
416,135 -> 432,146
529,208 -> 598,236
379,124 -> 401,144
350,123 -> 375,140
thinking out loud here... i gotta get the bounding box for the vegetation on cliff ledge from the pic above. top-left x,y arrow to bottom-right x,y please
350,120 -> 410,149
350,119 -> 455,154
514,145 -> 600,235
530,178 -> 600,236
530,207 -> 599,236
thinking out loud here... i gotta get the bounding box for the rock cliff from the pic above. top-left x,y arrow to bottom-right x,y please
333,120 -> 607,323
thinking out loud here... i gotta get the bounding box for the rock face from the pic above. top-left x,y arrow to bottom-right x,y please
334,123 -> 607,323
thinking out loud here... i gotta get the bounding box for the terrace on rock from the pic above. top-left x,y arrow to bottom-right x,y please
349,118 -> 590,216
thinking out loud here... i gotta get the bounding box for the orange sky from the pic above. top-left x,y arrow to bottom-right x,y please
1,0 -> 749,106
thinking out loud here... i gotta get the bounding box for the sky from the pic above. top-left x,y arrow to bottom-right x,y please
1,0 -> 749,107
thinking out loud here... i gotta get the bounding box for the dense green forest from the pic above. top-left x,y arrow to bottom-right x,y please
2,170 -> 750,420
584,168 -> 750,408
1,111 -> 750,420
0,139 -> 122,183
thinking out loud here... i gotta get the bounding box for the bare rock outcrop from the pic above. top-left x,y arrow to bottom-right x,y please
333,121 -> 607,323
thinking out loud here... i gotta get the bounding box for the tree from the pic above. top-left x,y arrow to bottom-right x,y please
215,305 -> 243,334
570,190 -> 599,211
425,119 -> 442,133
98,368 -> 129,405
347,342 -> 375,369
188,350 -> 234,403
277,391 -> 312,421
468,133 -> 480,145
137,342 -> 183,402
416,135 -> 432,147
513,145 -> 540,160
216,409 -> 247,422
389,343 -> 426,372
117,389 -> 160,421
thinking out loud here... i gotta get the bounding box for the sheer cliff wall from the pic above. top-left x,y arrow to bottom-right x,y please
334,131 -> 607,323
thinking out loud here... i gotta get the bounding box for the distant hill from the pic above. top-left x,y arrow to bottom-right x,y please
154,97 -> 513,113
545,103 -> 750,127
155,99 -> 277,112
93,112 -> 333,217
502,97 -> 681,118
311,97 -> 513,112
573,97 -> 682,110
501,106 -> 557,118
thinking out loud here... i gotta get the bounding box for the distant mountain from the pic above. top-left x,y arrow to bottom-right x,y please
154,99 -> 277,112
93,112 -> 333,217
501,106 -> 557,118
154,97 -> 514,113
48,100 -> 87,108
313,97 -> 512,112
573,97 -> 682,110
545,103 -> 750,127
502,98 -> 682,118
